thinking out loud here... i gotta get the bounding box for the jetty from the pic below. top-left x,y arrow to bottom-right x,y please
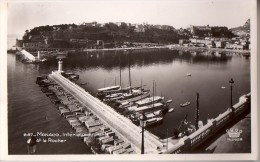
49,70 -> 164,153
19,49 -> 46,63
20,49 -> 37,62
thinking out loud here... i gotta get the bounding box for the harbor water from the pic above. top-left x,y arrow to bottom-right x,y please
8,46 -> 250,154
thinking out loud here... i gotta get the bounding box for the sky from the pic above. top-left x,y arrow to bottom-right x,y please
7,0 -> 253,37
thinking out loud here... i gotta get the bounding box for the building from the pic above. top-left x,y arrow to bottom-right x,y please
23,42 -> 49,49
16,39 -> 24,47
134,24 -> 145,32
82,21 -> 98,27
190,25 -> 211,34
116,22 -> 123,26
225,43 -> 234,49
215,41 -> 225,48
233,44 -> 244,50
97,40 -> 104,48
189,38 -> 213,45
179,39 -> 190,45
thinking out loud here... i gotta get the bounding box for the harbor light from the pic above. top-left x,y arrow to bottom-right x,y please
139,113 -> 147,154
229,78 -> 235,112
58,59 -> 63,73
37,51 -> 41,60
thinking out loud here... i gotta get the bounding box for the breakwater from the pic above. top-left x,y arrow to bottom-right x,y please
20,49 -> 37,61
49,71 -> 164,154
163,93 -> 250,154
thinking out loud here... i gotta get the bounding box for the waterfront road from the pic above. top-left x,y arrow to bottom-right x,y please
201,113 -> 251,153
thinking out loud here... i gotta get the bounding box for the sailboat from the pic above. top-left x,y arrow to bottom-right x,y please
104,52 -> 149,103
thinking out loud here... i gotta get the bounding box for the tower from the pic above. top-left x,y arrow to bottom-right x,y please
58,59 -> 63,73
37,51 -> 41,60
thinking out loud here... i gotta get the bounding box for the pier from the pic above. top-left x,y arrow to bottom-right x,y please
20,49 -> 37,62
49,71 -> 164,154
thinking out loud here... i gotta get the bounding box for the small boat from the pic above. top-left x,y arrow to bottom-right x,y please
134,102 -> 164,113
186,73 -> 191,76
97,85 -> 121,93
135,96 -> 164,107
69,75 -> 79,81
116,92 -> 150,104
221,86 -> 226,89
40,58 -> 47,62
168,108 -> 174,112
145,117 -> 163,128
180,102 -> 190,107
166,99 -> 173,104
105,93 -> 123,99
81,82 -> 87,85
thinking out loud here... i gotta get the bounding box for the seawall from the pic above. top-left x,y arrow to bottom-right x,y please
163,93 -> 250,154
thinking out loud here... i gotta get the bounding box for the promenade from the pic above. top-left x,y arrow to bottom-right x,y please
168,45 -> 250,54
204,113 -> 251,153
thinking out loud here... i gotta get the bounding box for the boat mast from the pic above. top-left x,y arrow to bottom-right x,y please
166,129 -> 168,150
128,52 -> 132,93
153,80 -> 154,108
195,93 -> 200,130
119,54 -> 121,88
155,81 -> 157,96
141,80 -> 143,101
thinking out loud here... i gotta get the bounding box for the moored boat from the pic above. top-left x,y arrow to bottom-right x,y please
168,108 -> 174,112
97,85 -> 121,93
135,96 -> 164,107
133,102 -> 164,113
145,117 -> 163,128
180,101 -> 190,107
115,92 -> 150,105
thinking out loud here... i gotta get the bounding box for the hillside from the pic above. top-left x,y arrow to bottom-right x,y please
21,22 -> 189,48
231,19 -> 250,36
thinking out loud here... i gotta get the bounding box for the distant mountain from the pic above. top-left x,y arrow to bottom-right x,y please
231,19 -> 250,36
243,19 -> 250,29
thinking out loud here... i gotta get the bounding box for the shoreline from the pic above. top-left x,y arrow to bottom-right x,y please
76,45 -> 251,54
168,45 -> 250,54
9,44 -> 250,56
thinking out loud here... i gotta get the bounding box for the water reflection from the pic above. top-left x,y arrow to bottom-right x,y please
43,49 -> 234,71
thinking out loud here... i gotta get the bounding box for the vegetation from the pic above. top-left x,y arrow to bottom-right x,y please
21,21 -> 242,48
22,22 -> 187,48
193,26 -> 235,38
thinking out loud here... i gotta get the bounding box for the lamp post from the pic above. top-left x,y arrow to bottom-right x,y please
140,113 -> 146,154
229,78 -> 234,112
27,134 -> 37,154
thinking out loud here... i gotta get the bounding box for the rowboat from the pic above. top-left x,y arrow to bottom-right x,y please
168,108 -> 174,112
180,102 -> 190,107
